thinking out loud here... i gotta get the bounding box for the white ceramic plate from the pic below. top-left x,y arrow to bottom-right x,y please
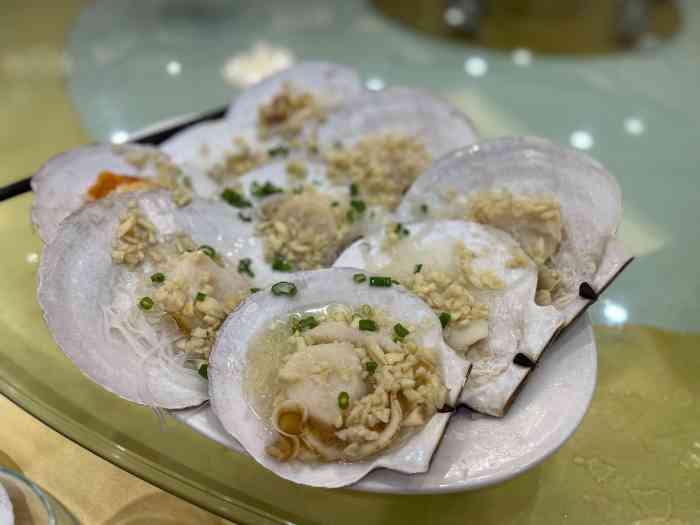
174,314 -> 596,493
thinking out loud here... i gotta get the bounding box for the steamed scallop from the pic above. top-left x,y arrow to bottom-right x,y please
335,220 -> 563,416
209,268 -> 471,487
31,143 -> 192,243
316,87 -> 479,211
398,136 -> 631,325
38,191 -> 259,408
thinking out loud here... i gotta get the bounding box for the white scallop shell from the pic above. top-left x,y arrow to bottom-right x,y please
334,220 -> 563,416
317,87 -> 479,158
397,136 -> 631,325
31,143 -> 176,243
209,268 -> 471,488
225,61 -> 364,137
37,191 -> 256,408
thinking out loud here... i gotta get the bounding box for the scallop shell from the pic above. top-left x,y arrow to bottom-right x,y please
317,87 -> 479,158
397,136 -> 631,325
37,190 -> 256,408
209,268 -> 471,488
334,220 -> 563,416
225,61 -> 363,137
31,143 -> 178,243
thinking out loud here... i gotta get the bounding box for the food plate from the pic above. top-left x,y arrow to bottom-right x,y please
174,314 -> 595,493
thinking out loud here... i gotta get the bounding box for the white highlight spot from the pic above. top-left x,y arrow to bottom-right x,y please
365,77 -> 385,91
624,117 -> 645,136
110,130 -> 129,144
603,301 -> 628,325
570,130 -> 594,150
464,56 -> 488,77
25,252 -> 38,264
444,7 -> 465,27
166,60 -> 182,76
512,48 -> 533,67
221,41 -> 294,88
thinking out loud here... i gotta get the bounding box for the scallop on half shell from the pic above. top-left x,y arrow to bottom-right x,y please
38,191 -> 258,409
209,268 -> 471,487
398,136 -> 632,326
335,220 -> 564,416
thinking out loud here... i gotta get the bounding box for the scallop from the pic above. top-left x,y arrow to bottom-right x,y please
37,190 -> 259,409
31,143 -> 193,243
398,136 -> 632,325
209,268 -> 471,487
334,220 -> 564,417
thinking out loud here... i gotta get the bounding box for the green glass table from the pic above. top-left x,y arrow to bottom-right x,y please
1,1 -> 698,523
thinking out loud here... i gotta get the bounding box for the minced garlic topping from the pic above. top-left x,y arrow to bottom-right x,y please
257,82 -> 326,140
111,203 -> 157,266
323,134 -> 431,210
260,306 -> 447,462
207,137 -> 268,183
256,188 -> 351,270
466,190 -> 564,306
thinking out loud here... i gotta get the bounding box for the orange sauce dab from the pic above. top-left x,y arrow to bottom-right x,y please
86,171 -> 153,201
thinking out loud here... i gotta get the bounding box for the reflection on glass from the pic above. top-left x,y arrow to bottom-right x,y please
365,76 -> 386,91
464,56 -> 488,77
603,300 -> 628,325
512,48 -> 533,67
110,131 -> 129,144
624,117 -> 646,135
569,130 -> 594,150
166,60 -> 182,76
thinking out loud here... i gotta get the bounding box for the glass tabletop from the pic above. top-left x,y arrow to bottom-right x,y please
1,1 -> 698,523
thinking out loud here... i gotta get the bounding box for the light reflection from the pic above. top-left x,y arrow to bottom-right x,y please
110,130 -> 129,144
221,42 -> 294,88
603,300 -> 628,325
25,252 -> 38,264
569,130 -> 594,150
444,7 -> 465,27
166,60 -> 181,76
365,77 -> 385,91
512,48 -> 533,67
624,117 -> 646,135
464,57 -> 488,77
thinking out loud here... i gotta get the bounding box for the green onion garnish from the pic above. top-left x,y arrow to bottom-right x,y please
439,312 -> 451,328
196,292 -> 207,302
353,273 -> 367,284
271,281 -> 297,297
350,183 -> 359,196
394,323 -> 410,339
350,199 -> 366,213
238,257 -> 255,278
221,188 -> 252,208
198,363 -> 208,380
394,223 -> 410,239
250,287 -> 261,293
267,145 -> 289,157
139,296 -> 154,310
182,176 -> 192,188
359,319 -> 378,332
338,391 -> 350,409
150,272 -> 165,284
296,316 -> 319,332
331,201 -> 339,208
369,276 -> 392,287
272,256 -> 294,272
251,181 -> 283,198
414,264 -> 423,274
420,204 -> 429,214
237,211 -> 252,222
346,209 -> 355,223
199,245 -> 216,258
366,361 -> 378,374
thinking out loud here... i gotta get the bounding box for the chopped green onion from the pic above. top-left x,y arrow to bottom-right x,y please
198,363 -> 208,380
196,292 -> 207,302
308,144 -> 319,155
350,199 -> 366,213
394,223 -> 410,239
414,264 -> 423,274
331,201 -> 339,207
338,391 -> 350,409
182,176 -> 192,188
346,209 -> 355,223
251,181 -> 283,198
394,323 -> 410,339
250,287 -> 261,293
369,276 -> 392,287
272,256 -> 295,272
237,211 -> 252,222
267,145 -> 289,157
296,316 -> 319,332
391,279 -> 400,285
366,361 -> 378,374
353,273 -> 367,284
271,281 -> 297,297
221,188 -> 252,208
439,312 -> 451,329
150,272 -> 165,284
199,245 -> 216,258
238,257 -> 255,278
359,319 -> 378,332
139,296 -> 154,310
420,204 -> 429,214
350,183 -> 359,196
